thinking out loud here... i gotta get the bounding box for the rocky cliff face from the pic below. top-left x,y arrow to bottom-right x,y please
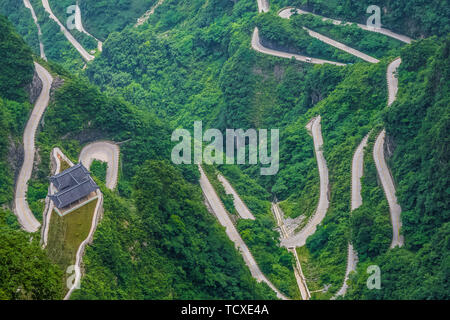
385,133 -> 396,159
27,69 -> 43,105
50,76 -> 64,99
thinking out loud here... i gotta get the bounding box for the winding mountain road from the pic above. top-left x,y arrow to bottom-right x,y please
333,134 -> 369,299
217,174 -> 255,220
374,59 -> 404,248
281,116 -> 330,248
257,0 -> 269,13
253,3 -> 410,66
14,63 -> 53,233
277,8 -> 379,63
252,28 -> 346,66
41,0 -> 95,61
74,3 -> 103,52
199,165 -> 288,300
79,141 -> 120,190
23,0 -> 46,60
13,0 -> 406,300
64,142 -> 120,299
253,1 -> 407,295
278,7 -> 412,44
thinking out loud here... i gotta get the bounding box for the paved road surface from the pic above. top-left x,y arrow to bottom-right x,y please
278,9 -> 379,63
74,3 -> 102,52
374,130 -> 403,248
373,58 -> 404,248
79,141 -> 120,190
352,135 -> 370,211
386,58 -> 401,106
281,116 -> 330,248
41,0 -> 94,61
289,247 -> 311,300
218,174 -> 255,220
278,7 -> 412,44
14,63 -> 53,233
333,135 -> 368,298
252,28 -> 346,66
304,28 -> 379,63
23,0 -> 46,60
199,165 -> 288,300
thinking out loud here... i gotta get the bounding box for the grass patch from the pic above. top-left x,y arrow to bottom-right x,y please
296,246 -> 331,300
46,198 -> 98,296
59,157 -> 71,172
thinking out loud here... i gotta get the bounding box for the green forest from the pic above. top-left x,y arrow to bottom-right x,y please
0,0 -> 448,301
0,16 -> 62,300
272,0 -> 449,38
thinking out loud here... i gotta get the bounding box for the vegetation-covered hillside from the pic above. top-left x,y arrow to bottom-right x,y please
49,0 -> 157,41
0,15 -> 63,300
0,0 -> 448,301
272,0 -> 449,38
0,6 -> 277,298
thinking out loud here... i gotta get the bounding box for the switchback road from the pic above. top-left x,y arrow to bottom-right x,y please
199,165 -> 288,300
41,0 -> 95,61
333,134 -> 369,298
217,174 -> 255,220
79,141 -> 120,190
14,63 -> 52,233
281,116 -> 330,248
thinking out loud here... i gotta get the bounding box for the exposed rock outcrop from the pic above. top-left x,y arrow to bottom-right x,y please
27,69 -> 43,105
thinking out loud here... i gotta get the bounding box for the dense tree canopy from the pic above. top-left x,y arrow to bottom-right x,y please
0,0 -> 448,300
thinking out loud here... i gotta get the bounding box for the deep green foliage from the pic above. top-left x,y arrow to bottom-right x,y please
255,12 -> 359,63
90,159 -> 108,183
351,131 -> 391,260
47,0 -> 157,41
0,0 -> 40,54
346,222 -> 449,299
0,209 -> 63,299
273,0 -> 449,38
345,37 -> 449,300
28,0 -> 84,71
72,160 -> 275,299
0,15 -> 34,101
28,38 -> 275,299
203,165 -> 237,216
0,15 -> 33,207
384,37 -> 449,249
289,13 -> 403,58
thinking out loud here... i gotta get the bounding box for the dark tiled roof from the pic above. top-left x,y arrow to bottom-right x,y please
50,163 -> 90,191
49,163 -> 99,209
49,177 -> 98,209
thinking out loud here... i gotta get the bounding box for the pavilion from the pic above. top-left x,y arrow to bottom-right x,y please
49,163 -> 99,216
